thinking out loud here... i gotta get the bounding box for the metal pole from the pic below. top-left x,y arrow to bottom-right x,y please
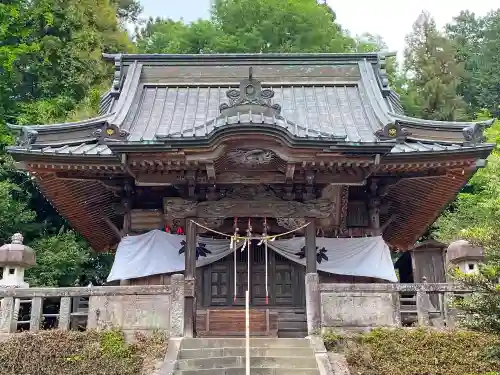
245,289 -> 250,375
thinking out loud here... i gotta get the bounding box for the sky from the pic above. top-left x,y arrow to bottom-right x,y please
139,0 -> 497,55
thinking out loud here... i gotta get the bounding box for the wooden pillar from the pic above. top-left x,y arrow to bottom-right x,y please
368,197 -> 381,232
184,218 -> 197,337
304,217 -> 321,334
305,218 -> 317,274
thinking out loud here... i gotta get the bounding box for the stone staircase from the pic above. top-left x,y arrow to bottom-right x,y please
173,338 -> 320,375
277,310 -> 307,338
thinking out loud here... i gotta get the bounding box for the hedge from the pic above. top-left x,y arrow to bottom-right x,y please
0,329 -> 167,375
324,328 -> 500,375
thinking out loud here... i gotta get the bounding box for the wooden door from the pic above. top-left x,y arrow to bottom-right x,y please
203,260 -> 230,306
201,242 -> 305,308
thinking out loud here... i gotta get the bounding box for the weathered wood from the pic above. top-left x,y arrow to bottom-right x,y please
184,218 -> 197,338
305,219 -> 317,274
195,309 -> 278,337
103,216 -> 122,240
164,198 -> 336,219
130,209 -> 163,231
411,241 -> 447,307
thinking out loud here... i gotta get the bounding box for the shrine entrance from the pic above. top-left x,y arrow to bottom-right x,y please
200,240 -> 306,308
195,240 -> 307,337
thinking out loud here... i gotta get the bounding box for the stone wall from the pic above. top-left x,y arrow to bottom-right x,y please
319,284 -> 400,329
317,282 -> 470,331
88,274 -> 184,337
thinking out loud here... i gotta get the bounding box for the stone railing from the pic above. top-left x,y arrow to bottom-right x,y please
318,282 -> 471,331
0,274 -> 185,337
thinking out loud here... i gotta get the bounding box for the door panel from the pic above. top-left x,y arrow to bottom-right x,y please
209,267 -> 230,306
274,264 -> 294,305
201,240 -> 305,307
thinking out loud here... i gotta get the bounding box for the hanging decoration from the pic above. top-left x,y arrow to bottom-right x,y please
191,219 -> 309,240
258,217 -> 269,305
246,218 -> 252,302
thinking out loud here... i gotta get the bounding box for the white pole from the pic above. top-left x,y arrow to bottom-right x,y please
245,289 -> 250,375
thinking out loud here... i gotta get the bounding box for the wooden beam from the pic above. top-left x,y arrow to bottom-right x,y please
163,197 -> 336,219
305,218 -> 317,274
102,216 -> 122,241
184,218 -> 197,338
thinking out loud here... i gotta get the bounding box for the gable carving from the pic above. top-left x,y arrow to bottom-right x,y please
219,67 -> 281,116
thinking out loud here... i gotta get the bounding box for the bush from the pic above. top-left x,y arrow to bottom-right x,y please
323,328 -> 500,375
0,329 -> 167,375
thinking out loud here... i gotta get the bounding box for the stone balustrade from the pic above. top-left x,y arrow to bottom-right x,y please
1,279 -> 472,338
0,274 -> 185,337
318,282 -> 471,331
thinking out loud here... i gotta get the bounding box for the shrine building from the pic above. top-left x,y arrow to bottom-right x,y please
7,53 -> 494,337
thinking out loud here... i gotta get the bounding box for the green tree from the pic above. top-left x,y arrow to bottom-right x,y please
26,231 -> 114,287
136,0 -> 371,54
402,11 -> 467,121
210,0 -> 355,53
436,114 -> 500,334
446,9 -> 500,116
112,0 -> 142,23
0,181 -> 35,244
0,0 -> 134,126
0,0 -> 131,286
445,11 -> 484,115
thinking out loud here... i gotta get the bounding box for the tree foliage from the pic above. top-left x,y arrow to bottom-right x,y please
446,10 -> 500,116
136,0 -> 386,55
402,11 -> 467,121
435,116 -> 500,334
0,0 -> 133,286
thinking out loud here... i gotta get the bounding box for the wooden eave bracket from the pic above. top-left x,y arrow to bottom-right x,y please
102,216 -> 122,241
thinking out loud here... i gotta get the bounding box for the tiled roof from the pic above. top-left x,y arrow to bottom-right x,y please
121,84 -> 382,142
10,140 -> 490,157
6,53 -> 495,157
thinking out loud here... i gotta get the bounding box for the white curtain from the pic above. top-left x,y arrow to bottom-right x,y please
107,230 -> 233,282
268,236 -> 397,282
107,230 -> 397,282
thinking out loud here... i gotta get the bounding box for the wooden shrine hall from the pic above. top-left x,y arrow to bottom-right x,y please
7,53 -> 494,337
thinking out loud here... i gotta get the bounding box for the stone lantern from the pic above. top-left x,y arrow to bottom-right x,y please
446,240 -> 484,275
0,233 -> 36,288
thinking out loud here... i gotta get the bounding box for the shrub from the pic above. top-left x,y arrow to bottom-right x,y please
0,329 -> 167,375
324,328 -> 500,375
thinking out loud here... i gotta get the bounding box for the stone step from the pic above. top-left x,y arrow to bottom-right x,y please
277,321 -> 307,330
174,368 -> 320,375
277,313 -> 306,322
177,356 -> 318,371
179,347 -> 314,359
277,330 -> 308,338
181,338 -> 311,350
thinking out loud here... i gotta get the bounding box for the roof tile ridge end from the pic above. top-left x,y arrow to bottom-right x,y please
357,60 -> 393,129
108,61 -> 144,129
